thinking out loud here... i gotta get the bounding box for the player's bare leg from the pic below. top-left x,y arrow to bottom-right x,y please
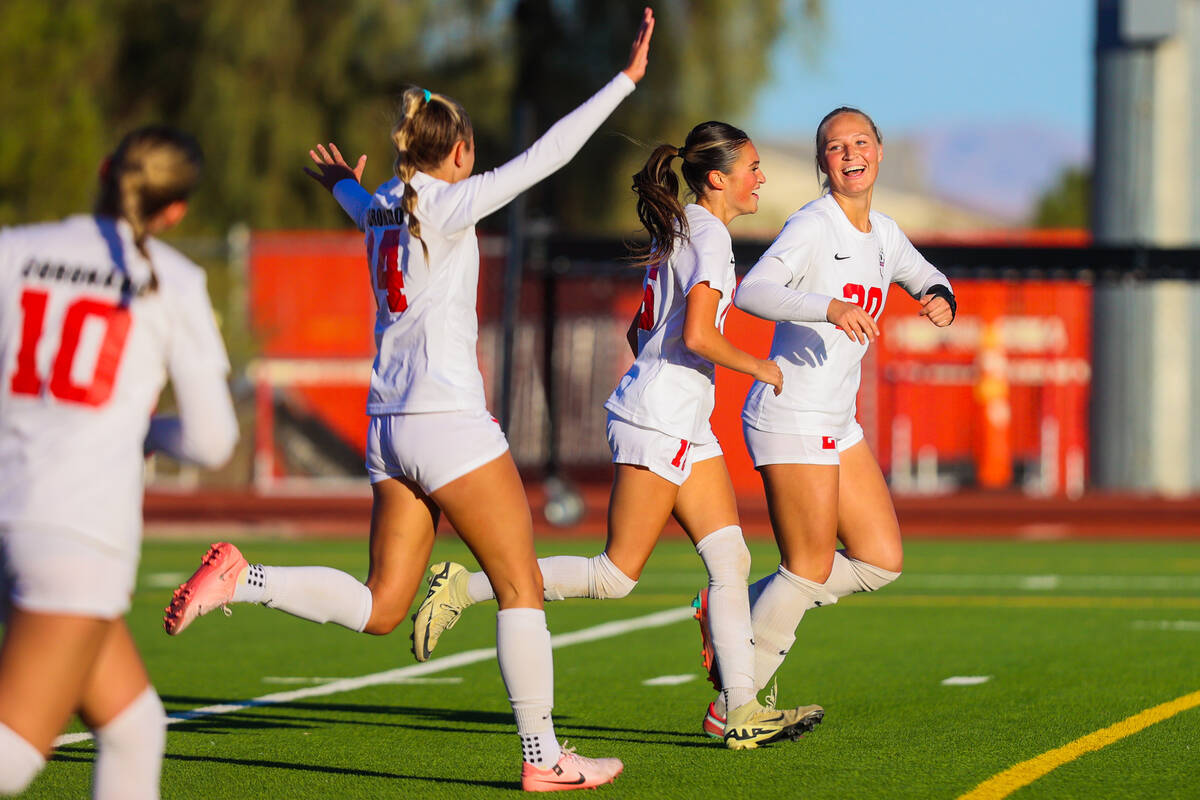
602,463 -> 679,581
361,475 -> 440,634
433,451 -> 622,786
0,611 -> 108,755
835,441 -> 903,573
78,621 -> 165,800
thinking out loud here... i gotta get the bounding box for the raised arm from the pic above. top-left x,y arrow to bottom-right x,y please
305,143 -> 372,229
434,7 -> 655,232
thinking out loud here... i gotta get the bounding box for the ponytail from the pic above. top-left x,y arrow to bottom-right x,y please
95,125 -> 204,292
391,87 -> 473,261
630,144 -> 687,268
629,121 -> 750,268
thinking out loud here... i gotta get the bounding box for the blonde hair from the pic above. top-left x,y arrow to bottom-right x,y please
391,88 -> 473,259
814,106 -> 882,191
95,125 -> 204,289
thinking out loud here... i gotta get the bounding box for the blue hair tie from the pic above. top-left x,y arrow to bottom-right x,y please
423,89 -> 432,104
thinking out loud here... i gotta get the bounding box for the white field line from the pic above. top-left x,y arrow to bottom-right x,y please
903,574 -> 1200,591
942,675 -> 993,686
642,674 -> 698,686
143,572 -> 189,589
1132,620 -> 1200,632
55,605 -> 694,748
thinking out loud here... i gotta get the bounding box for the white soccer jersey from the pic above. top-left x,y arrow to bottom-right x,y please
604,204 -> 736,441
0,215 -> 232,559
739,193 -> 951,434
332,72 -> 636,416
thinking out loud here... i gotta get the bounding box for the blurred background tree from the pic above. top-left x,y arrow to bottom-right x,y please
0,0 -> 821,234
1030,165 -> 1090,229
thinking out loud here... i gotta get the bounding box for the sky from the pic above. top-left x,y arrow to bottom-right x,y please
750,0 -> 1093,148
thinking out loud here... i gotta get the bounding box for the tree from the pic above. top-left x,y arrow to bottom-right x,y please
0,1 -> 823,234
1031,166 -> 1090,229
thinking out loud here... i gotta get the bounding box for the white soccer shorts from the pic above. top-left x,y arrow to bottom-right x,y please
743,419 -> 865,467
0,528 -> 137,620
606,412 -> 722,486
366,409 -> 510,494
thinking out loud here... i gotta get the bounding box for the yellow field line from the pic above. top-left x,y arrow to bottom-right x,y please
870,595 -> 1200,609
957,690 -> 1200,799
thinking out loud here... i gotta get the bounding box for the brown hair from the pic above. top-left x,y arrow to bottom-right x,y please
814,106 -> 882,191
95,125 -> 204,287
629,121 -> 750,268
391,87 -> 473,259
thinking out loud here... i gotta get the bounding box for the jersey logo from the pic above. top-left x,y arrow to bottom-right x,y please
878,247 -> 886,277
821,436 -> 836,450
833,253 -> 851,261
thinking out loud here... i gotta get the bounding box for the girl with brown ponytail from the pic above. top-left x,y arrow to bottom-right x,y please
166,8 -> 654,792
0,125 -> 237,798
418,121 -> 824,749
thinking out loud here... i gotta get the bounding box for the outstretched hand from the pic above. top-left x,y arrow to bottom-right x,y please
621,7 -> 655,84
304,143 -> 366,192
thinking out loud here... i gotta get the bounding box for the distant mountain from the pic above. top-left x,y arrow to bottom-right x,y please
912,122 -> 1089,223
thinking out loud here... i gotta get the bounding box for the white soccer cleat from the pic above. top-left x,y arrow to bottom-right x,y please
411,561 -> 472,662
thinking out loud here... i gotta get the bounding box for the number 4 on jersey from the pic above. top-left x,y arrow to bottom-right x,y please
368,228 -> 408,313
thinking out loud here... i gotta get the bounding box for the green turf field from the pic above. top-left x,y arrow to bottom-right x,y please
23,536 -> 1200,799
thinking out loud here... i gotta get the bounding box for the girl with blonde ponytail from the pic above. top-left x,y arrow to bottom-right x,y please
418,120 -> 824,749
0,125 -> 236,798
166,8 -> 655,792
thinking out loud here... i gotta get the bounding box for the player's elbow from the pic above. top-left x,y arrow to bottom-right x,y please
681,325 -> 711,357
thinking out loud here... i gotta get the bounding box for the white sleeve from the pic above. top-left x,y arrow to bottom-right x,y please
428,73 -> 636,234
887,225 -> 952,298
147,272 -> 238,468
676,223 -> 732,297
734,257 -> 833,322
332,180 -> 373,230
733,214 -> 832,322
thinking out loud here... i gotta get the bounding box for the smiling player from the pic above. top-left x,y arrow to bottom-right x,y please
695,106 -> 957,731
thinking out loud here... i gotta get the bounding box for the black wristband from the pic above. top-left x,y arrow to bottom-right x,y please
925,283 -> 956,321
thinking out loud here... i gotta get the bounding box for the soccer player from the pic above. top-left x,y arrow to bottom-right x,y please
163,8 -> 655,791
0,126 -> 237,799
696,106 -> 956,729
413,121 -> 822,749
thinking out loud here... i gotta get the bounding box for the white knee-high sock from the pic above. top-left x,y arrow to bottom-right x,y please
92,686 -> 165,800
824,550 -> 901,596
466,554 -> 636,604
715,565 -> 837,716
694,526 -> 755,711
233,565 -> 372,632
496,608 -> 562,767
0,721 -> 44,795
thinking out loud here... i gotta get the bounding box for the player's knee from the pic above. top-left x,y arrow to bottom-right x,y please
361,593 -> 407,635
695,525 -> 751,583
0,722 -> 44,795
588,553 -> 637,599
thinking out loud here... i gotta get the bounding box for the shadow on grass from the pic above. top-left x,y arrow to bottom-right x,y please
156,695 -> 702,746
52,749 -> 515,790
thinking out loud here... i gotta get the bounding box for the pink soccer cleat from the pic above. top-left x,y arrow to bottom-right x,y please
163,542 -> 248,635
702,701 -> 725,739
521,746 -> 623,792
691,588 -> 721,691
